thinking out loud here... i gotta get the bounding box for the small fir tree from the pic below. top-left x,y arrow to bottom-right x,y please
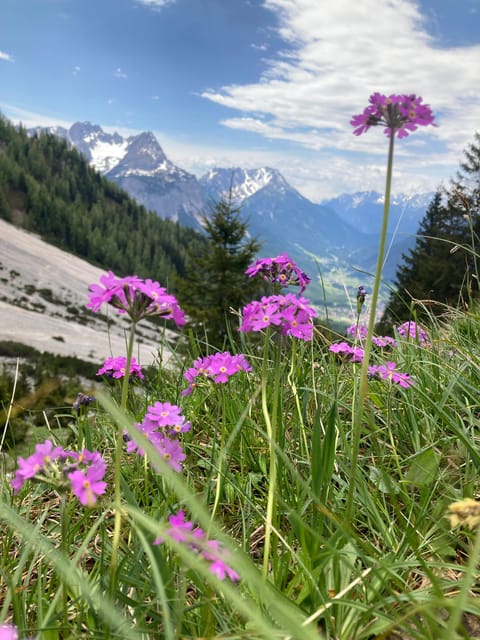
175,198 -> 262,347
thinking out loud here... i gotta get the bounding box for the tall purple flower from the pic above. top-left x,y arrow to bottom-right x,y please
182,351 -> 252,396
239,293 -> 317,341
245,253 -> 311,293
87,270 -> 185,326
351,93 -> 436,139
96,355 -> 144,380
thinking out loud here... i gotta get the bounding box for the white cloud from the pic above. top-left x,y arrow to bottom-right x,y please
113,67 -> 128,79
72,65 -> 80,76
0,50 -> 14,63
200,0 -> 480,196
134,0 -> 176,10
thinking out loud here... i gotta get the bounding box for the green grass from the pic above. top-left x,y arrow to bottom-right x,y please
1,306 -> 480,639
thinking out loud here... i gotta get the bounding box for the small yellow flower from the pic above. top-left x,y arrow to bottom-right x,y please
448,498 -> 480,529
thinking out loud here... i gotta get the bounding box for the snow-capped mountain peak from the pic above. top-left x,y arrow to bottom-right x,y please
200,166 -> 294,203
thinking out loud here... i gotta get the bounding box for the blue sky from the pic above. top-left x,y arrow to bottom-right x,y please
1,0 -> 479,200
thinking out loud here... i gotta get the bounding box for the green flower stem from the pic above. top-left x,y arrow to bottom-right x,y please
109,320 -> 137,595
262,332 -> 282,579
345,132 -> 395,522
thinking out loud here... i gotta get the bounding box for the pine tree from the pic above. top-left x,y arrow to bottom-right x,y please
175,198 -> 262,347
381,132 -> 480,328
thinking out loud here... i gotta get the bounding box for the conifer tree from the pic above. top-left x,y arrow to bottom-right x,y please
381,132 -> 480,328
175,198 -> 262,347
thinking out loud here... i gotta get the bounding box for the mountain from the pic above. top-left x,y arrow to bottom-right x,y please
29,121 -> 206,228
321,190 -> 434,237
199,167 -> 371,252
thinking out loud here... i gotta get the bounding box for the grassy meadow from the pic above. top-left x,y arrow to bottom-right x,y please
1,275 -> 480,639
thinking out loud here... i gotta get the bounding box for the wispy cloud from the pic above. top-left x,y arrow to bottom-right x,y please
72,65 -> 81,76
113,67 -> 128,79
134,0 -> 176,10
201,0 -> 480,177
0,50 -> 14,63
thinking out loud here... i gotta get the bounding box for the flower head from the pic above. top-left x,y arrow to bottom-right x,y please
368,361 -> 413,388
153,510 -> 239,581
87,271 -> 185,326
245,253 -> 311,292
351,93 -> 436,139
11,441 -> 107,506
239,294 -> 317,341
329,341 -> 364,363
448,498 -> 480,529
395,321 -> 429,346
11,440 -> 66,493
182,351 -> 252,395
96,356 -> 144,380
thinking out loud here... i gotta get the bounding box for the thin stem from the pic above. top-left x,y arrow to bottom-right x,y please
109,321 -> 137,595
345,132 -> 395,521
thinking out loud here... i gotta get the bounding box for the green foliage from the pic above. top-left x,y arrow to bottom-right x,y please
382,132 -> 480,328
0,113 -> 206,285
174,198 -> 263,347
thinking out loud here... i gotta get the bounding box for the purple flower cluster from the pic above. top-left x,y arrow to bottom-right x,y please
96,356 -> 144,380
11,440 -> 107,507
245,253 -> 311,293
396,321 -> 429,346
239,294 -> 317,341
351,93 -> 436,139
368,362 -> 413,388
154,510 -> 240,582
72,392 -> 96,413
87,271 -> 185,326
329,341 -> 364,363
0,625 -> 32,640
346,325 -> 396,348
126,402 -> 190,472
182,351 -> 252,396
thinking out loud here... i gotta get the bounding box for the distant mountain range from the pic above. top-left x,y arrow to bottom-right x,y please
28,121 -> 434,319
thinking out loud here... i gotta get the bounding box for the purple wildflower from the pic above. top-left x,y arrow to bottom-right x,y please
11,441 -> 108,506
68,464 -> 107,507
368,361 -> 413,388
0,625 -> 19,640
372,335 -> 397,348
182,351 -> 252,396
87,271 -> 185,326
395,321 -> 429,346
96,356 -> 144,380
153,510 -> 239,582
245,253 -> 311,293
126,402 -> 189,472
329,341 -> 364,363
239,294 -> 317,341
351,93 -> 436,139
11,440 -> 66,494
72,392 -> 96,413
346,324 -> 368,340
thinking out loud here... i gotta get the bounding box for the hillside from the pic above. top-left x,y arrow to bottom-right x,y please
0,218 -> 172,364
0,115 -> 205,289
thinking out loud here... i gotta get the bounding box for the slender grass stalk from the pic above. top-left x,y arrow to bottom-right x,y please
345,132 -> 395,521
109,320 -> 137,595
443,523 -> 480,639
